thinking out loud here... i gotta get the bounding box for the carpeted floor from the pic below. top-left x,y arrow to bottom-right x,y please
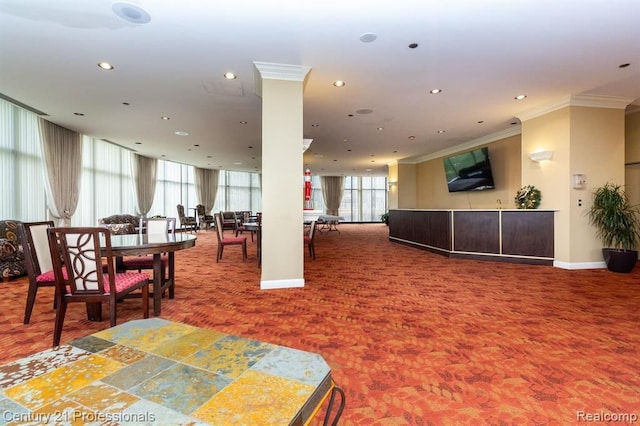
1,224 -> 639,425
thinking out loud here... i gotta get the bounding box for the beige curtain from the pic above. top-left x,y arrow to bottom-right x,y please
38,118 -> 82,226
194,167 -> 219,214
321,176 -> 345,216
130,153 -> 157,217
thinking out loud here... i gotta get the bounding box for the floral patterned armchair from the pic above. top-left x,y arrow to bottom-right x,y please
0,220 -> 26,281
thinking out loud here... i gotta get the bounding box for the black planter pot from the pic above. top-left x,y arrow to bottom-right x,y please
602,248 -> 638,273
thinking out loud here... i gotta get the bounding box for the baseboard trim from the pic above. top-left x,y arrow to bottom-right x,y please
553,260 -> 606,270
260,278 -> 305,290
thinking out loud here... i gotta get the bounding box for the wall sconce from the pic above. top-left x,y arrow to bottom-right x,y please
529,150 -> 554,162
388,181 -> 397,189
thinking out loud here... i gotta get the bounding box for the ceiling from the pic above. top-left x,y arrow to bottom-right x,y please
2,0 -> 640,177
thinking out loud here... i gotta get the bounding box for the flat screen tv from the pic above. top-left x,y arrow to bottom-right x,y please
443,147 -> 495,192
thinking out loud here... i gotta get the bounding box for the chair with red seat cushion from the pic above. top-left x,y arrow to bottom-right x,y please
214,213 -> 247,262
18,221 -> 56,324
121,217 -> 176,315
47,226 -> 149,347
304,220 -> 317,260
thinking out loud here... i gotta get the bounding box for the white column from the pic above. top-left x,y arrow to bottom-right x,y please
254,62 -> 311,289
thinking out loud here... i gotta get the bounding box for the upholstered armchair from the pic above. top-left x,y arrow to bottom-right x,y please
98,214 -> 141,234
1,220 -> 26,281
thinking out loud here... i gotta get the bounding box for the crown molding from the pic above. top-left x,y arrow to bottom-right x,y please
516,94 -> 634,122
253,62 -> 312,97
399,126 -> 522,165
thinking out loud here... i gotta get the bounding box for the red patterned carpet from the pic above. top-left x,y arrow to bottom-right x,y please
1,224 -> 639,425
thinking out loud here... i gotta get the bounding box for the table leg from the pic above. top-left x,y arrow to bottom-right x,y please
153,253 -> 162,316
86,302 -> 102,321
168,252 -> 175,299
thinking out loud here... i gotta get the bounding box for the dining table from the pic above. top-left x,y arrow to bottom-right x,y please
0,318 -> 345,425
86,232 -> 197,320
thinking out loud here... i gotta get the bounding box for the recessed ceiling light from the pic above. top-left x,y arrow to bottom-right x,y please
333,80 -> 346,87
234,162 -> 243,165
477,120 -> 484,124
515,94 -> 527,100
224,72 -> 237,80
360,33 -> 377,43
366,168 -> 372,172
619,63 -> 630,68
430,89 -> 442,94
122,102 -> 130,106
377,127 -> 384,131
175,131 -> 189,136
240,121 -> 248,124
135,142 -> 141,145
97,62 -> 114,70
408,43 -> 419,49
161,116 -> 170,120
356,108 -> 373,114
73,112 -> 84,116
112,2 -> 151,24
194,144 -> 200,147
343,139 -> 348,142
408,135 -> 416,140
347,149 -> 352,152
248,146 -> 253,149
311,123 -> 319,127
437,130 -> 446,134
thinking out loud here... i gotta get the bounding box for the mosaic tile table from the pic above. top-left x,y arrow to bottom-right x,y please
0,318 -> 341,425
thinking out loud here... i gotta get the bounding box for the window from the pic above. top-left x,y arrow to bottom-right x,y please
0,99 -> 47,221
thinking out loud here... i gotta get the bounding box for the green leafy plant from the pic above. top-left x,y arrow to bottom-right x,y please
587,182 -> 640,250
380,212 -> 389,225
514,185 -> 542,209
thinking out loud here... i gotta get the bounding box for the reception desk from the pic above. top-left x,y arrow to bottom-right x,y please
389,209 -> 554,265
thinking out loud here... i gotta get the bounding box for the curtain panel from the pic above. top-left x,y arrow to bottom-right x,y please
321,176 -> 345,216
194,167 -> 219,214
38,118 -> 82,226
131,153 -> 157,216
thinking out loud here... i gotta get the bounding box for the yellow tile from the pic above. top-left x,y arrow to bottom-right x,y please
34,399 -> 97,426
67,381 -> 139,412
151,328 -> 226,361
192,370 -> 315,425
100,344 -> 147,364
94,322 -> 198,351
4,354 -> 123,410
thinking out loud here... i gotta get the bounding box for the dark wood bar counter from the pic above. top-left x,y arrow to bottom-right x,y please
388,209 -> 554,265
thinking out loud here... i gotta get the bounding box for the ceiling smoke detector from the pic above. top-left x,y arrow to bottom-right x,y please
112,2 -> 151,24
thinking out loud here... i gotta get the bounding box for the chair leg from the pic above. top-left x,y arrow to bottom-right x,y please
217,245 -> 223,263
23,281 -> 39,324
52,300 -> 67,347
242,242 -> 247,261
110,295 -> 117,327
142,283 -> 149,319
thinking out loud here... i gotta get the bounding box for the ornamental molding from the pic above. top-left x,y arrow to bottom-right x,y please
253,62 -> 312,97
516,94 -> 634,122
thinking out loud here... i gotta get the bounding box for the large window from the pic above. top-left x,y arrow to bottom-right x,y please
74,137 -> 135,226
0,99 -> 47,221
150,160 -> 196,218
213,170 -> 262,213
1,97 -> 387,224
339,176 -> 387,222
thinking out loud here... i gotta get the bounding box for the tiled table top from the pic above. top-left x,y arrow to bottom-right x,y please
0,319 -> 333,425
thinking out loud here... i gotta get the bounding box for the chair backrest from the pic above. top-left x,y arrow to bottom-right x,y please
176,204 -> 186,220
196,204 -> 205,217
19,221 -> 55,276
47,227 -> 115,295
214,213 -> 224,242
142,217 -> 176,234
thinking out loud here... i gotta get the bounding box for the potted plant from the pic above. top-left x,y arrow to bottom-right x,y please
587,182 -> 640,273
380,212 -> 389,226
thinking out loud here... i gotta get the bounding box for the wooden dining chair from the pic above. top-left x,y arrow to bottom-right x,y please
18,221 -> 56,324
47,226 -> 150,347
121,217 -> 176,316
214,213 -> 247,262
304,220 -> 317,260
